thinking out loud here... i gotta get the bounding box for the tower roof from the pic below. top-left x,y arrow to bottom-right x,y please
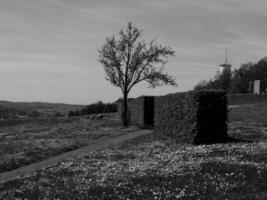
220,48 -> 232,67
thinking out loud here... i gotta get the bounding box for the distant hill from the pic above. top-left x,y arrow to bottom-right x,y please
0,100 -> 84,115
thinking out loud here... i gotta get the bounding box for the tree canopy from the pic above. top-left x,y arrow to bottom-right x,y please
194,57 -> 267,94
98,22 -> 177,126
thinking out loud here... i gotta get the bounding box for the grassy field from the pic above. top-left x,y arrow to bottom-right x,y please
0,104 -> 267,199
229,103 -> 267,126
228,103 -> 267,141
0,132 -> 266,199
0,100 -> 84,115
0,113 -> 133,173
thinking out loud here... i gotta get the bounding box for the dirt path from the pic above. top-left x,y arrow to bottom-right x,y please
0,129 -> 153,183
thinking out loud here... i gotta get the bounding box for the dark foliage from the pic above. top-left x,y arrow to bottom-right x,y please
230,62 -> 254,93
68,110 -> 74,117
194,90 -> 228,144
0,106 -> 28,122
194,57 -> 267,94
154,90 -> 228,144
68,101 -> 117,117
121,90 -> 228,144
144,96 -> 154,127
194,70 -> 232,92
118,96 -> 154,127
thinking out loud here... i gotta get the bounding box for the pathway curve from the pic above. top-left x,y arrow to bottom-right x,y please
0,129 -> 153,183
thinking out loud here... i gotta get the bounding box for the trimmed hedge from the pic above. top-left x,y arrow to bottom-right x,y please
117,96 -> 154,127
118,90 -> 228,144
155,90 -> 228,144
228,94 -> 267,105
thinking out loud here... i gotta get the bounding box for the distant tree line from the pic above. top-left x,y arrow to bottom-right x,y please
194,57 -> 267,93
68,101 -> 117,117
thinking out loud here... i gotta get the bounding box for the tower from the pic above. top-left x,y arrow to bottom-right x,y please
219,48 -> 232,74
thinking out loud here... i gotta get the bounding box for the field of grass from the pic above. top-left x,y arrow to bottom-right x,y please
228,103 -> 267,142
0,104 -> 267,199
0,131 -> 266,199
229,103 -> 267,126
0,113 -> 133,173
0,100 -> 84,115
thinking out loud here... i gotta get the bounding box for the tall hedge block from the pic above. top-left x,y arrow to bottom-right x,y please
117,96 -> 154,127
128,96 -> 154,127
155,90 -> 228,144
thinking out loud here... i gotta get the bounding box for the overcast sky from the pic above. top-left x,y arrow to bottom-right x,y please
0,0 -> 267,104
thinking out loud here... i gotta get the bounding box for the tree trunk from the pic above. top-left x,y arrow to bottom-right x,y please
122,92 -> 129,127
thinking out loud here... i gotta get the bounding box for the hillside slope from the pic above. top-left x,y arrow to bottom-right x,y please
0,100 -> 84,115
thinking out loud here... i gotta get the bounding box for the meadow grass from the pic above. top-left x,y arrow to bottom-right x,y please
0,105 -> 267,199
229,103 -> 267,126
0,114 -> 125,173
228,103 -> 267,142
0,132 -> 266,199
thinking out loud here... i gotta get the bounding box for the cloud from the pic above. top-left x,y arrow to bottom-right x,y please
0,0 -> 267,103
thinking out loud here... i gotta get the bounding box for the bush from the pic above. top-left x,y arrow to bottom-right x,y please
154,90 -> 228,144
118,90 -> 228,144
69,101 -> 117,117
117,96 -> 154,128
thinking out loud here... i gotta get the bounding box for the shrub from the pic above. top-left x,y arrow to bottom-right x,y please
154,90 -> 228,144
117,96 -> 154,128
118,90 -> 228,144
69,101 -> 117,117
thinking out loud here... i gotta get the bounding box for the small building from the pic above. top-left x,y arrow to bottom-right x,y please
250,79 -> 267,94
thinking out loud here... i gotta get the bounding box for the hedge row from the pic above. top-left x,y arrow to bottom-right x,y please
117,96 -> 154,128
155,90 -> 228,144
228,94 -> 267,105
119,90 -> 228,144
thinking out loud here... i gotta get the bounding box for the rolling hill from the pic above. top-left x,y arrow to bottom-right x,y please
0,100 -> 85,115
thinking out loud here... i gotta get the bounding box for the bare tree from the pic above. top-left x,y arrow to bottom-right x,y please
98,22 -> 177,127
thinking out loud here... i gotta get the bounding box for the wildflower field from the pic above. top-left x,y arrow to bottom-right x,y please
0,126 -> 266,199
0,114 -> 127,173
0,105 -> 267,199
